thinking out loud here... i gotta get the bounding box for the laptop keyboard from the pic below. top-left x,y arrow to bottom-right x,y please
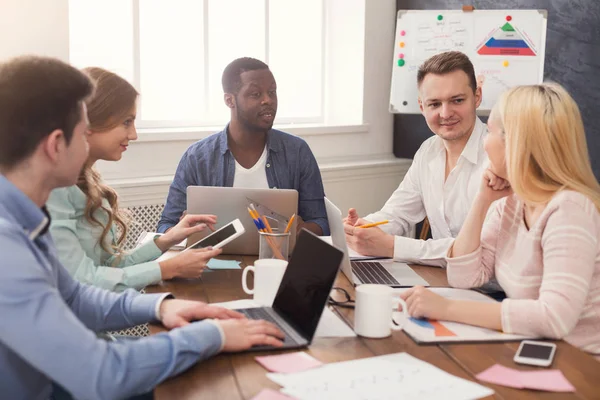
237,307 -> 299,347
351,261 -> 400,285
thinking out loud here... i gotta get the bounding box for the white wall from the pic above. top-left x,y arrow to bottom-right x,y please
0,0 -> 69,60
0,0 -> 410,217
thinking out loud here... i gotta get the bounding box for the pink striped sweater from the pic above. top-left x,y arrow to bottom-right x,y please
447,191 -> 600,359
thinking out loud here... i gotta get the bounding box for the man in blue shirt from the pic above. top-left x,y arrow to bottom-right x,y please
0,56 -> 283,400
158,57 -> 329,236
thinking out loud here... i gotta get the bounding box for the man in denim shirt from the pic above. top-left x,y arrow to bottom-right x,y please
0,56 -> 283,400
158,58 -> 329,236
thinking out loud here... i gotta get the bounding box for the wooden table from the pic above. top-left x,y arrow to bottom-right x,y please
147,256 -> 600,400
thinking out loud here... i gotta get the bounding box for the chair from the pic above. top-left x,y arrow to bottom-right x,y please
419,217 -> 431,240
108,203 -> 166,338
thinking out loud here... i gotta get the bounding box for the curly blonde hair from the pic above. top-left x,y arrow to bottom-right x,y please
78,67 -> 138,254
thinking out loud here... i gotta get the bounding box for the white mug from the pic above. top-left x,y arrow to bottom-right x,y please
241,259 -> 288,306
354,284 -> 408,338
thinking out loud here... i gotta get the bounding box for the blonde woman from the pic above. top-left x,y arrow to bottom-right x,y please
399,83 -> 600,359
47,68 -> 221,292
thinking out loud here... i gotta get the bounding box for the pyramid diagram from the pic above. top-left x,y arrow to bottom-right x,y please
477,22 -> 536,56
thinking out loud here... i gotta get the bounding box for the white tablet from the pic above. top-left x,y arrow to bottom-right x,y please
184,219 -> 245,251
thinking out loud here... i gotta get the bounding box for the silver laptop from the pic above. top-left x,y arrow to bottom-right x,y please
187,186 -> 298,255
235,229 -> 344,351
325,197 -> 429,287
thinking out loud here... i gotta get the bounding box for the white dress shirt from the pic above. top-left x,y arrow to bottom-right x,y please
232,146 -> 269,189
365,117 -> 488,267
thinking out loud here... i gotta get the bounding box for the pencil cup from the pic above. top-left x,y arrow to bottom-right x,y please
259,231 -> 290,261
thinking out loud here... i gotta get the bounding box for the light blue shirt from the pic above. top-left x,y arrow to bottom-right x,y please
0,175 -> 222,400
47,186 -> 163,292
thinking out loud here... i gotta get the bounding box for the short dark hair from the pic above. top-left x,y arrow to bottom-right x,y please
417,51 -> 477,93
221,57 -> 269,94
0,56 -> 94,169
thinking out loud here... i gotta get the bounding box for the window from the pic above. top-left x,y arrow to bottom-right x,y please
68,0 -> 364,130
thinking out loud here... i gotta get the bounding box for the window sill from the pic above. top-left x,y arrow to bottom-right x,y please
134,123 -> 370,143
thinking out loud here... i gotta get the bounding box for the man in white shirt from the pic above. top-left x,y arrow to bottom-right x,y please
344,51 -> 488,267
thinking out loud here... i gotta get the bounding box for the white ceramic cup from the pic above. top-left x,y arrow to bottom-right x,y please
241,259 -> 288,306
354,284 -> 408,338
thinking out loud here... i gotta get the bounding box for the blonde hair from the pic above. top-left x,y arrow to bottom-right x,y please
78,67 -> 138,255
492,82 -> 600,210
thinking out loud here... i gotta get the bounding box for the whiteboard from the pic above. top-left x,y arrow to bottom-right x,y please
389,9 -> 547,114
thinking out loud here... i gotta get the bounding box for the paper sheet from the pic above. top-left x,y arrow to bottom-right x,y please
392,288 -> 537,343
268,352 -> 494,400
212,299 -> 356,338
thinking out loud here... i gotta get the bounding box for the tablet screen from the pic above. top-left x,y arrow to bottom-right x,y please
189,223 -> 236,249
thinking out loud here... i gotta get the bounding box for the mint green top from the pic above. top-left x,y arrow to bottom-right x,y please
46,186 -> 163,292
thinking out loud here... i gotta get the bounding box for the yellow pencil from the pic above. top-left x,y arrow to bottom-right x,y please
358,220 -> 389,229
284,214 -> 296,234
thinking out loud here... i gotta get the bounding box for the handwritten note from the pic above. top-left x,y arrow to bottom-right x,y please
268,352 -> 494,400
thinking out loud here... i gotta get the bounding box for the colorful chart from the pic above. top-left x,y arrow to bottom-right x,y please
477,22 -> 536,56
409,317 -> 457,337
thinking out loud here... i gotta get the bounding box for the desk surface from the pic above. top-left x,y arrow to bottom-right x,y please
146,256 -> 600,400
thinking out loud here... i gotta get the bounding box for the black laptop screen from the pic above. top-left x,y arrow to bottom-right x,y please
272,229 -> 344,342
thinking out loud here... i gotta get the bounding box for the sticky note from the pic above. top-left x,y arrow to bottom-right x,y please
519,370 -> 576,392
476,364 -> 524,389
255,352 -> 323,374
207,259 -> 241,270
476,364 -> 576,392
250,388 -> 295,400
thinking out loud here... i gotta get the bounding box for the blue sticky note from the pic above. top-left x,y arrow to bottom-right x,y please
207,259 -> 242,270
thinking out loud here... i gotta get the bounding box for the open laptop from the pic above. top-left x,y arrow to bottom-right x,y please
325,197 -> 429,288
187,186 -> 297,255
234,228 -> 344,351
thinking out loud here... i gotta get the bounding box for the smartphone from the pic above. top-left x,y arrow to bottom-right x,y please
513,340 -> 557,367
184,219 -> 245,251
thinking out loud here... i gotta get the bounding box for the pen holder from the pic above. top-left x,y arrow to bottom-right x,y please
259,230 -> 290,261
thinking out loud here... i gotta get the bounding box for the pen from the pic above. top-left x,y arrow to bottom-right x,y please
358,220 -> 389,229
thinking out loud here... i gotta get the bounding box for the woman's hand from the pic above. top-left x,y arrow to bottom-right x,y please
399,286 -> 452,320
159,247 -> 222,279
478,169 -> 512,205
155,214 -> 217,252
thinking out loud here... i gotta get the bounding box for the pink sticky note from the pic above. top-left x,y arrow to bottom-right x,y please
476,364 -> 525,389
477,364 -> 576,393
255,352 -> 323,374
251,388 -> 295,400
520,370 -> 576,392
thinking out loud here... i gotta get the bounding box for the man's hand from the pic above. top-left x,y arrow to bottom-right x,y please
159,299 -> 244,329
343,208 -> 371,227
344,224 -> 394,258
217,319 -> 285,351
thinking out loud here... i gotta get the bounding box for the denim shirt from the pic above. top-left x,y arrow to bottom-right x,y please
158,126 -> 330,235
0,175 -> 222,400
